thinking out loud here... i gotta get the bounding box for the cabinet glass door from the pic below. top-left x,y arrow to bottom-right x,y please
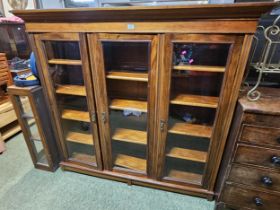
34,33 -> 102,168
15,96 -> 49,166
88,34 -> 158,175
158,34 -> 239,186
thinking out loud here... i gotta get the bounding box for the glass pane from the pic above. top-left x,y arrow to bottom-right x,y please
32,140 -> 48,165
17,96 -> 33,118
164,42 -> 231,184
102,40 -> 150,174
43,40 -> 96,165
44,41 -> 80,60
15,96 -> 49,166
173,43 -> 230,66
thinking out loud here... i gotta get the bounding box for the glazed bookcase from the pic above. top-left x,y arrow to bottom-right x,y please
13,2 -> 277,199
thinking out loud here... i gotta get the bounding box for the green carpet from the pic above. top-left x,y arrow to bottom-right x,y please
0,132 -> 215,210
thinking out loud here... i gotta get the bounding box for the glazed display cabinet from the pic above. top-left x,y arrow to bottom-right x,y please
13,2 -> 277,199
8,85 -> 59,171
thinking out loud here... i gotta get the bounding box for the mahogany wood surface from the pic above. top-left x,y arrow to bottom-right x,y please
216,88 -> 280,209
19,3 -> 277,199
12,3 -> 277,22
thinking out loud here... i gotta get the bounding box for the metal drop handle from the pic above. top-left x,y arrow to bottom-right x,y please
253,197 -> 263,206
261,176 -> 273,186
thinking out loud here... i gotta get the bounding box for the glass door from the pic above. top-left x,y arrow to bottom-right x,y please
88,34 -> 158,176
157,34 -> 241,186
34,33 -> 102,169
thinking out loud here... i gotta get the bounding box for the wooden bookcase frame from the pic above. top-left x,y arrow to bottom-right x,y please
13,2 -> 277,199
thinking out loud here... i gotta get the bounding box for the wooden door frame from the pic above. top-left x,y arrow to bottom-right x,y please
32,32 -> 103,169
155,33 -> 253,191
87,33 -> 159,177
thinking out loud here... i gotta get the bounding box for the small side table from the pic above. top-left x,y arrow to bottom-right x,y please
8,85 -> 60,171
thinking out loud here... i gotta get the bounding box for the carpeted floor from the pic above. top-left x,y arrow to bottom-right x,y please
0,132 -> 215,210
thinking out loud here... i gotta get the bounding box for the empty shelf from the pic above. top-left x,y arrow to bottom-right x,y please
114,154 -> 146,172
168,123 -> 212,138
110,99 -> 147,112
56,85 -> 86,96
167,169 -> 202,184
170,94 -> 218,108
106,71 -> 148,82
166,147 -> 207,163
70,152 -> 96,163
173,65 -> 225,72
112,128 -> 147,145
61,109 -> 90,122
66,131 -> 93,145
48,59 -> 82,66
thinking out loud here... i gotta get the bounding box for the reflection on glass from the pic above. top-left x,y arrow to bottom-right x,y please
44,40 -> 96,165
32,139 -> 49,166
16,96 -> 33,118
102,41 -> 150,174
163,42 -> 230,184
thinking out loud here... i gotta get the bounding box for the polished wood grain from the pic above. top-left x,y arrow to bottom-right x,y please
79,33 -> 103,169
109,99 -> 147,112
170,94 -> 218,109
71,152 -> 96,163
240,125 -> 280,148
168,123 -> 212,138
61,109 -> 90,122
221,183 -> 280,210
106,71 -> 148,82
56,85 -> 86,96
239,87 -> 280,116
24,20 -> 259,34
112,128 -> 147,145
48,59 -> 82,66
173,65 -> 225,73
203,35 -> 253,190
166,147 -> 207,163
65,131 -> 93,145
229,164 -> 280,193
12,3 -> 276,22
114,154 -> 146,172
234,144 -> 280,170
166,169 -> 202,185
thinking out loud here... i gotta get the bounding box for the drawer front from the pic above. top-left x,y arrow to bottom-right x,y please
221,184 -> 280,210
240,125 -> 280,148
244,113 -> 280,128
229,164 -> 280,192
234,145 -> 280,169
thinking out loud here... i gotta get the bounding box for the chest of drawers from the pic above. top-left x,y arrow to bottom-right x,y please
216,88 -> 280,209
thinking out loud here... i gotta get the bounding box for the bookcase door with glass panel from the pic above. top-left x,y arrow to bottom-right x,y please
88,34 -> 158,176
34,33 -> 102,169
156,34 -> 243,188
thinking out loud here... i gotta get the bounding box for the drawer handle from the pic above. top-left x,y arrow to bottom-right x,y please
271,155 -> 280,165
261,176 -> 273,186
253,197 -> 263,206
277,137 -> 280,144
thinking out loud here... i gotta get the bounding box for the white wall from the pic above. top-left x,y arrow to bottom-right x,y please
2,0 -> 35,17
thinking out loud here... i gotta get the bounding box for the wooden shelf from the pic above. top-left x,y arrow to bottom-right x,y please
106,71 -> 148,82
170,94 -> 218,108
173,65 -> 225,72
112,128 -> 147,145
168,122 -> 212,138
166,147 -> 207,163
48,59 -> 82,66
110,99 -> 147,112
167,169 -> 202,184
56,85 -> 86,96
66,131 -> 93,145
114,154 -> 146,172
61,109 -> 90,122
70,152 -> 96,163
